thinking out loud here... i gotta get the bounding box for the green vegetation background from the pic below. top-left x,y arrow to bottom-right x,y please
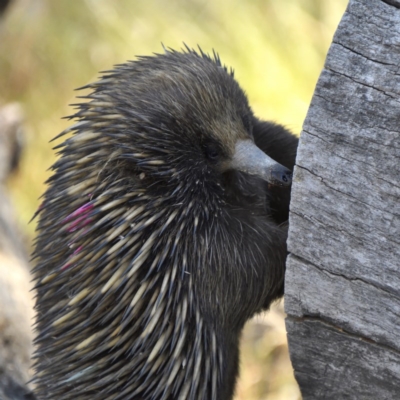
0,0 -> 347,399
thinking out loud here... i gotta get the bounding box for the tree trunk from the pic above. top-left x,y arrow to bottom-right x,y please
285,0 -> 400,398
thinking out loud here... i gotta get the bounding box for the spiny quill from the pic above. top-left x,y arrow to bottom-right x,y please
32,47 -> 298,400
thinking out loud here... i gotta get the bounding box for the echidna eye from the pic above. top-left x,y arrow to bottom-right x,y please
204,142 -> 220,163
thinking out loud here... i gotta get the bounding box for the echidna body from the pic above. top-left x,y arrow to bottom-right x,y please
32,49 -> 298,400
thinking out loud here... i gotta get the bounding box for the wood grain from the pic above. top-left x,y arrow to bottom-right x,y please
285,0 -> 400,397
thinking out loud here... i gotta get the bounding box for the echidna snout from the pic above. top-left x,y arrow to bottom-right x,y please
32,48 -> 298,400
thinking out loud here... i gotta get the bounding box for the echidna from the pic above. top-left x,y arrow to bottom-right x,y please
32,48 -> 298,400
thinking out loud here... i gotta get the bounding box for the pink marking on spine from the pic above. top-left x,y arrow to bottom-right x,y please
73,246 -> 83,255
63,202 -> 94,223
61,263 -> 71,271
67,214 -> 89,232
68,217 -> 93,233
82,218 -> 93,227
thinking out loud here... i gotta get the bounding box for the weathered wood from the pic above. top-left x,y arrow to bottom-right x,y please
285,0 -> 400,398
286,318 -> 400,400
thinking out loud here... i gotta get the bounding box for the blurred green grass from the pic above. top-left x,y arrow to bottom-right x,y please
0,0 -> 348,399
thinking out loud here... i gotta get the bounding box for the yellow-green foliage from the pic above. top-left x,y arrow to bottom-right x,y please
0,1 -> 347,399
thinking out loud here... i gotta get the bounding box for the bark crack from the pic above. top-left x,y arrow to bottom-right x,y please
302,129 -> 400,190
305,118 -> 400,151
332,41 -> 396,68
290,209 -> 366,246
380,0 -> 400,9
325,55 -> 398,98
286,315 -> 400,355
288,253 -> 400,299
294,164 -> 400,219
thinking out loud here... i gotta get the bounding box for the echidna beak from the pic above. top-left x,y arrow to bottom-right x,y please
231,140 -> 292,186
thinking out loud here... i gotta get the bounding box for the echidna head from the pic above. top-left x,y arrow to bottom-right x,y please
75,49 -> 291,191
32,48 -> 291,400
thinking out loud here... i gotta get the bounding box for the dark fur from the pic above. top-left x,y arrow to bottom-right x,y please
32,48 -> 298,399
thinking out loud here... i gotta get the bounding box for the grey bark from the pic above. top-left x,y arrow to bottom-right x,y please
285,0 -> 400,399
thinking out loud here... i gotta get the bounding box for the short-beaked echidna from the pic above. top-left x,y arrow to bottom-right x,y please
32,48 -> 298,400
